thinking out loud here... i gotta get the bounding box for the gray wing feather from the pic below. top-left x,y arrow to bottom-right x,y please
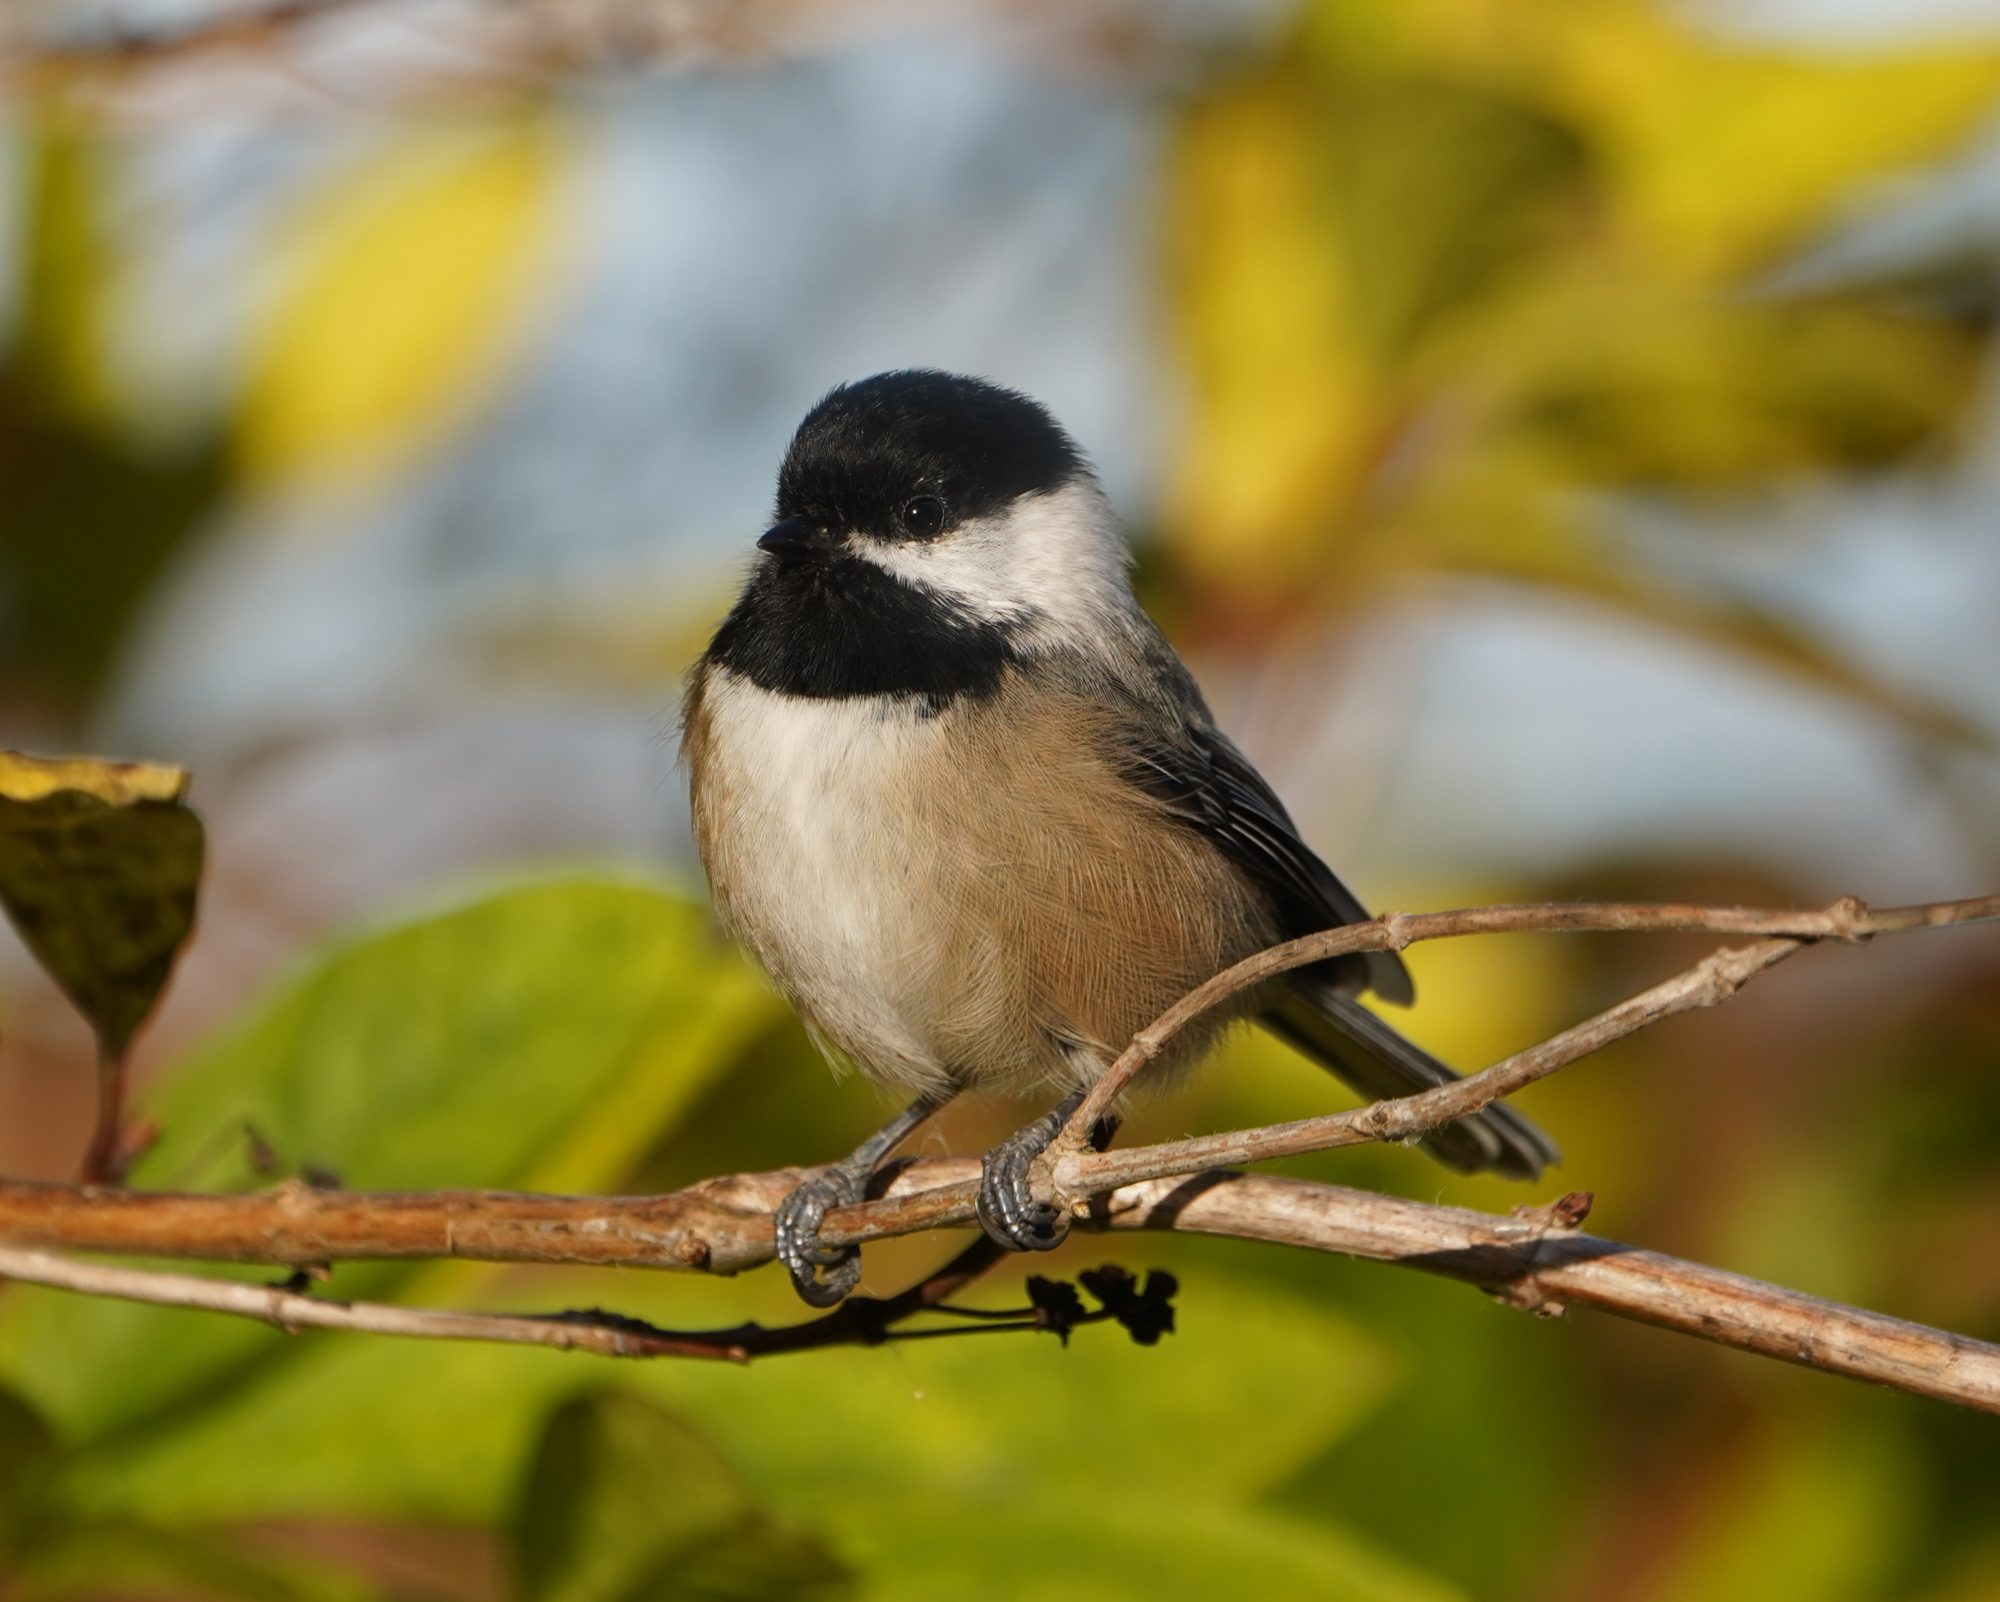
1120,722 -> 1414,1005
1112,682 -> 1557,1181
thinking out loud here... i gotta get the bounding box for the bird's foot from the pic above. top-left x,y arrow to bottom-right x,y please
774,1164 -> 868,1307
976,1091 -> 1119,1253
976,1127 -> 1068,1252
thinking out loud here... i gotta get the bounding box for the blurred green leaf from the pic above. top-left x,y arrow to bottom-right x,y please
514,1391 -> 851,1602
54,1258 -> 1389,1533
0,751 -> 203,1061
0,1387 -> 369,1602
832,1492 -> 1463,1602
635,1258 -> 1390,1516
125,875 -> 766,1198
0,876 -> 777,1442
1264,1266 -> 1588,1599
0,1386 -> 58,1565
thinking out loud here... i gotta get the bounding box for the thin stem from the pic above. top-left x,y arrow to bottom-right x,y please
1055,893 -> 1994,1147
1055,938 -> 1799,1197
78,1046 -> 129,1186
0,1236 -> 1022,1364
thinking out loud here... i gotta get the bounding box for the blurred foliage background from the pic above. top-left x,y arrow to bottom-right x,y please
2,0 -> 2000,1597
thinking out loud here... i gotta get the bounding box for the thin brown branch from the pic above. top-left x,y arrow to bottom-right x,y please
7,0 -> 384,64
0,0 -> 801,93
1052,936 -> 1801,1200
0,891 -> 1995,1410
0,1244 -> 729,1358
1056,892 -> 1998,1147
3,1174 -> 1995,1412
1095,1177 -> 2000,1415
0,1236 -> 1022,1363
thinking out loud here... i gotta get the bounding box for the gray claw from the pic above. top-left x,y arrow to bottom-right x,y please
775,1168 -> 866,1306
975,1092 -> 1124,1253
976,1125 -> 1069,1253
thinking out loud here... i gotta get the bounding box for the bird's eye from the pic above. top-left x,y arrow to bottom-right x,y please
898,494 -> 947,539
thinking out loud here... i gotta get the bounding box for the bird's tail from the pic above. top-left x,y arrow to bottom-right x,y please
1260,983 -> 1559,1181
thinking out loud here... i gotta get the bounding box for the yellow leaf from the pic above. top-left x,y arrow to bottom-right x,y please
1604,48 -> 2000,278
1164,63 -> 1375,586
0,751 -> 187,807
1473,279 -> 1985,483
238,115 -> 566,485
1163,0 -> 2000,626
1300,0 -> 2000,278
13,113 -> 119,432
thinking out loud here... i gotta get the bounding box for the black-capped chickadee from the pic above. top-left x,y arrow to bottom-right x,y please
684,370 -> 1557,1305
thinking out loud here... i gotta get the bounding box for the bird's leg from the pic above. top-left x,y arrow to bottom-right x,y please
975,1091 -> 1122,1253
775,1092 -> 951,1306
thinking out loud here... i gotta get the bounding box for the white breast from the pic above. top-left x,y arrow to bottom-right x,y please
691,666 -> 956,1094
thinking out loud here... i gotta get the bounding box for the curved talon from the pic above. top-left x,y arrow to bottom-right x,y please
793,1255 -> 860,1308
976,1134 -> 1069,1253
976,1091 -> 1122,1253
775,1168 -> 866,1306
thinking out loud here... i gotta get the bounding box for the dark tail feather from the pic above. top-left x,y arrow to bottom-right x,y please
1260,985 -> 1559,1181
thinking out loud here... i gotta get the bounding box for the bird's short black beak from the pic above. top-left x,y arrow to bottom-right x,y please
757,519 -> 825,561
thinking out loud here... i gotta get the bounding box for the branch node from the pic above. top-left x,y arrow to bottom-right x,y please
1486,1280 -> 1570,1319
1704,939 -> 1790,999
1354,1103 -> 1402,1142
268,1176 -> 319,1210
1825,894 -> 1870,942
1508,1191 -> 1594,1234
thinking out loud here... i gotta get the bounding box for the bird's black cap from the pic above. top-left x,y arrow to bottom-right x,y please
776,370 -> 1087,541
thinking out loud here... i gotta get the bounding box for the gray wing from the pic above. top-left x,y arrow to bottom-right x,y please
1121,716 -> 1559,1180
1121,721 -> 1414,1005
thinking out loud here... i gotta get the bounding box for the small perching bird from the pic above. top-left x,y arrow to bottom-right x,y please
682,371 -> 1557,1304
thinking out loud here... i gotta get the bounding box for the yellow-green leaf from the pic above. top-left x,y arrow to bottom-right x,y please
13,115 -> 119,431
1296,0 -> 2000,280
0,877 -> 776,1443
0,1387 -> 56,1565
1600,40 -> 2000,279
0,750 -> 203,1060
1162,0 -> 2000,758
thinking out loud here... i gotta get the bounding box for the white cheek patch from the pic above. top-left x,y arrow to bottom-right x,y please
849,480 -> 1134,645
853,519 -> 1031,625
